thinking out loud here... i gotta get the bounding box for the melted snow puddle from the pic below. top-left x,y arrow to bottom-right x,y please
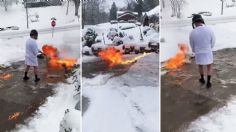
13,83 -> 79,132
186,98 -> 236,132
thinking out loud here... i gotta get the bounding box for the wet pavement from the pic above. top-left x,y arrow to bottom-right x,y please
0,59 -> 67,132
161,48 -> 236,132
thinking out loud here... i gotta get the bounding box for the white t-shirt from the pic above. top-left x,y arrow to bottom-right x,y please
189,25 -> 216,54
25,37 -> 39,66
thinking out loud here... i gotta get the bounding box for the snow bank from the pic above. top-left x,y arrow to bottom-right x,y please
14,83 -> 80,132
186,98 -> 236,132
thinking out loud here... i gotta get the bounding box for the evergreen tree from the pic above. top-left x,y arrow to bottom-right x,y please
144,0 -> 159,11
135,0 -> 144,18
110,2 -> 117,20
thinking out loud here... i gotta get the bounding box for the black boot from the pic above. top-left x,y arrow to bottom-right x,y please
35,75 -> 40,82
199,74 -> 205,84
206,75 -> 212,88
23,72 -> 29,81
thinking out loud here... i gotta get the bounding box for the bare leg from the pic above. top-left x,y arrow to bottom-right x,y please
34,66 -> 40,82
198,65 -> 205,84
207,64 -> 212,76
33,66 -> 38,75
25,65 -> 30,73
23,65 -> 30,80
206,64 -> 212,88
198,65 -> 204,75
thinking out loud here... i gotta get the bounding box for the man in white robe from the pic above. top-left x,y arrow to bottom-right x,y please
23,30 -> 40,82
189,14 -> 215,88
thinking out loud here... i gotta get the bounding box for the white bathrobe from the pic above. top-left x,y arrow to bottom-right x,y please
189,25 -> 216,65
25,38 -> 39,66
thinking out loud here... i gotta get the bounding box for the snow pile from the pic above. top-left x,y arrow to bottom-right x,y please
14,83 -> 80,132
60,109 -> 81,132
186,98 -> 236,132
83,54 -> 159,132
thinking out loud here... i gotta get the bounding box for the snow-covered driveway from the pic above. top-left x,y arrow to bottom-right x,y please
82,53 -> 159,132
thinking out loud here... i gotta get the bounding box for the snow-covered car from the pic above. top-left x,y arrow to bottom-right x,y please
6,26 -> 19,30
148,41 -> 159,53
30,15 -> 39,22
119,24 -> 136,30
95,36 -> 103,43
122,44 -> 135,54
0,27 -> 5,31
119,20 -> 127,23
135,22 -> 142,26
143,27 -> 152,35
91,42 -> 107,56
107,28 -> 118,41
110,20 -> 118,24
112,36 -> 123,46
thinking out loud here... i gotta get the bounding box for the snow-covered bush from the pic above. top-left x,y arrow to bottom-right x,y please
59,109 -> 80,132
84,28 -> 98,47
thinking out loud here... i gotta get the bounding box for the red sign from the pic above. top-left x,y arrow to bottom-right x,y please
51,20 -> 56,27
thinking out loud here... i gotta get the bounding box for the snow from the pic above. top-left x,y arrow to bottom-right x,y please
186,98 -> 236,132
13,83 -> 80,132
83,22 -> 159,55
0,2 -> 79,31
0,30 -> 80,65
83,53 -> 159,132
162,0 -> 236,21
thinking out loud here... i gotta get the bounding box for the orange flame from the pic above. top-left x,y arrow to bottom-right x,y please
98,47 -> 151,67
42,45 -> 77,69
0,73 -> 13,80
165,43 -> 189,69
8,112 -> 22,121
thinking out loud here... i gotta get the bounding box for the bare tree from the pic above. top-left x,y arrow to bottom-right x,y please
161,0 -> 165,8
72,0 -> 80,16
170,0 -> 184,18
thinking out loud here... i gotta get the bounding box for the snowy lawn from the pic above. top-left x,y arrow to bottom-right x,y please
0,30 -> 80,65
0,2 -> 79,31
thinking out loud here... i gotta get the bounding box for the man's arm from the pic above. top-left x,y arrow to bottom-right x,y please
211,30 -> 216,48
32,41 -> 39,57
189,32 -> 195,53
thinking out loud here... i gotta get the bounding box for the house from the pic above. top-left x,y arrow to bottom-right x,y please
24,0 -> 62,8
117,11 -> 138,22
